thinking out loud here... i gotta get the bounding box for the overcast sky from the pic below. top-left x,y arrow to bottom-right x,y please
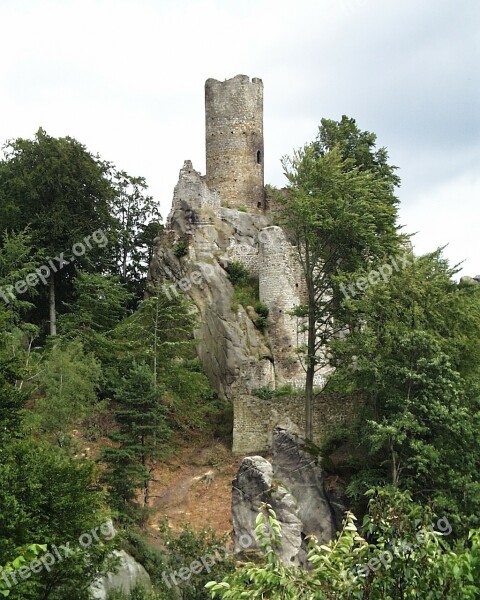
1,0 -> 478,276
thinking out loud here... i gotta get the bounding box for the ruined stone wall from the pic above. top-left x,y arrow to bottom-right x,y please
232,393 -> 360,455
167,160 -> 221,227
205,75 -> 264,212
258,226 -> 309,387
226,240 -> 259,275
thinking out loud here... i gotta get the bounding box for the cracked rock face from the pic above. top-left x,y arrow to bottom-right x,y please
232,426 -> 346,566
148,161 -> 275,401
90,550 -> 152,599
231,455 -> 304,566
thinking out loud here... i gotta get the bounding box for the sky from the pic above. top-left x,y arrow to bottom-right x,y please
0,0 -> 478,276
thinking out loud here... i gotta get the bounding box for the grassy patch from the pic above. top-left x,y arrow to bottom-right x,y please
252,384 -> 295,400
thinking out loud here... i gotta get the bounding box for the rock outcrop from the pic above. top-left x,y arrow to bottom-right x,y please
231,425 -> 346,566
90,550 -> 152,599
148,161 -> 334,453
149,161 -> 275,402
232,455 -> 305,566
460,275 -> 480,285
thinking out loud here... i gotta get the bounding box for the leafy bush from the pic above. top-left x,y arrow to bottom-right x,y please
253,302 -> 269,319
156,519 -> 235,600
253,385 -> 294,400
107,585 -> 160,600
173,239 -> 189,258
253,301 -> 269,332
206,489 -> 480,599
225,261 -> 250,286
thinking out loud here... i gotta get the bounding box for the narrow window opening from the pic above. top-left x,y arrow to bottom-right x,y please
256,150 -> 261,164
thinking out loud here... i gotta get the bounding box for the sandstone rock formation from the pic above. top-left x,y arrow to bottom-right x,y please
460,275 -> 480,285
148,161 -> 330,453
148,76 -> 336,455
231,425 -> 346,566
90,550 -> 152,599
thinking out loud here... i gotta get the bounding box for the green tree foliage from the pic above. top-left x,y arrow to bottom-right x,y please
317,115 -> 401,187
59,272 -> 131,335
109,171 -> 162,301
0,128 -> 117,335
0,545 -> 46,598
26,339 -> 102,447
155,520 -> 235,600
101,362 -> 170,518
329,249 -> 480,532
0,231 -> 41,442
0,440 -> 115,600
0,230 -> 42,316
102,288 -> 213,520
116,289 -> 201,392
57,271 -> 133,397
206,489 -> 480,599
278,117 -> 402,440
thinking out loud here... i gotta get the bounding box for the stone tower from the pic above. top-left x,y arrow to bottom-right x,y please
205,75 -> 265,211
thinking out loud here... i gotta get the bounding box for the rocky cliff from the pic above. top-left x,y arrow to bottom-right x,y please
231,425 -> 346,566
148,161 -> 332,452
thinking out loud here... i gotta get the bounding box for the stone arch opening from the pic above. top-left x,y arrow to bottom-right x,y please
256,150 -> 261,164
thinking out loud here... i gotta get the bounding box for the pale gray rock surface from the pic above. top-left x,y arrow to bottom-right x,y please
231,455 -> 304,566
232,426 -> 346,567
149,162 -> 274,402
90,550 -> 152,600
272,426 -> 338,543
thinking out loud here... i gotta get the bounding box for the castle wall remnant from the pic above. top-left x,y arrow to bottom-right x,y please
205,75 -> 264,212
150,75 -> 346,455
232,393 -> 360,455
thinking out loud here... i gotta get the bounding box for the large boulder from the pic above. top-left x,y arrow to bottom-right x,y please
232,426 -> 346,566
272,426 -> 338,543
232,456 -> 304,566
90,550 -> 152,599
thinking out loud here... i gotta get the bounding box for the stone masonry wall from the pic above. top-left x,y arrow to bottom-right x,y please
167,160 -> 221,226
258,226 -> 306,386
232,393 -> 360,455
205,75 -> 264,212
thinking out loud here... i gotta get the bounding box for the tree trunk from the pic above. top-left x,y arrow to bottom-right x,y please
144,479 -> 150,506
305,279 -> 316,441
49,275 -> 57,336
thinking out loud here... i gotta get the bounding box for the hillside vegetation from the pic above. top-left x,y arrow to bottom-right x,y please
0,122 -> 479,598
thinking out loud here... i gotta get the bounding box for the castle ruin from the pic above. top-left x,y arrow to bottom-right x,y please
205,75 -> 265,212
149,75 -> 355,454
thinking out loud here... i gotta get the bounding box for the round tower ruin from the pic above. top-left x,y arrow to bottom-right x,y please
205,75 -> 265,212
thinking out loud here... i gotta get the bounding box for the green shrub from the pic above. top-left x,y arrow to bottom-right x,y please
107,585 -> 160,600
156,520 -> 235,599
225,261 -> 250,286
253,302 -> 269,319
207,490 -> 480,599
253,385 -> 294,400
173,239 -> 188,258
253,301 -> 269,332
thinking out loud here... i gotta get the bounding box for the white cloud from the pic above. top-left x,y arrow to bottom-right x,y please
401,172 -> 479,277
0,0 -> 478,275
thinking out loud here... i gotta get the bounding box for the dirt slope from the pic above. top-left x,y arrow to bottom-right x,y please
148,439 -> 243,536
